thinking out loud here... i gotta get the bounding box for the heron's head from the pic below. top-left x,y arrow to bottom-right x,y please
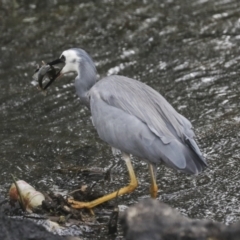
43,48 -> 96,90
59,49 -> 81,75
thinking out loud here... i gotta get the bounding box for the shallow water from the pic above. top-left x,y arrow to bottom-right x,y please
0,0 -> 240,238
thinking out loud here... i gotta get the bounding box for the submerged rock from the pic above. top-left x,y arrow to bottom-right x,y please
121,199 -> 240,240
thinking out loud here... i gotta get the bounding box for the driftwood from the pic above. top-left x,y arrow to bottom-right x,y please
121,199 -> 240,240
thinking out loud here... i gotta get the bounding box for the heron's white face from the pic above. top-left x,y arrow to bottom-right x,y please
60,49 -> 81,75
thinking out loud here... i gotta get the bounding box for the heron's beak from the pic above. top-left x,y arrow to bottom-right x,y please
42,58 -> 65,90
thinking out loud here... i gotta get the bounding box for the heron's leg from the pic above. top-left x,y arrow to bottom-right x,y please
68,153 -> 138,209
149,164 -> 158,198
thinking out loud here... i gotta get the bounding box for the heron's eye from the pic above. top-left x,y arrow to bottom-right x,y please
60,55 -> 66,62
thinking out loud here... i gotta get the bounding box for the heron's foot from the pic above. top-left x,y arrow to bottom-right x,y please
67,154 -> 138,210
68,198 -> 90,209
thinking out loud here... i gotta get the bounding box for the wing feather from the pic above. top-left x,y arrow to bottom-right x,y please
91,75 -> 193,144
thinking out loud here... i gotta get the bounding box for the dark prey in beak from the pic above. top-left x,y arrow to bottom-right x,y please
33,58 -> 64,90
43,58 -> 65,90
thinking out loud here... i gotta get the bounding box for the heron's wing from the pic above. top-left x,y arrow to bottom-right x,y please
91,75 -> 193,144
89,75 -> 207,171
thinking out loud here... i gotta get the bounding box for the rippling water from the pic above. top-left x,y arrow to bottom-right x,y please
1,0 -> 240,238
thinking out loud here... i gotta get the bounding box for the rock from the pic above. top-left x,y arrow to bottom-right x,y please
0,212 -> 82,240
121,199 -> 240,240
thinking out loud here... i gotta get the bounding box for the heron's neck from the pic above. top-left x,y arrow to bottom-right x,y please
74,62 -> 97,107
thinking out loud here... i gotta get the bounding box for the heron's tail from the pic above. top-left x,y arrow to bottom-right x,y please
186,137 -> 207,168
159,138 -> 207,175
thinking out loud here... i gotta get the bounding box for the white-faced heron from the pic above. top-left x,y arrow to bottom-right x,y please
42,48 -> 207,209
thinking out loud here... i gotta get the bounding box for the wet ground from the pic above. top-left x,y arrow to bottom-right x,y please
0,0 -> 240,238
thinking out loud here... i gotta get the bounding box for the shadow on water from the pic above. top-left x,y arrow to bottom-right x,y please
0,0 -> 240,238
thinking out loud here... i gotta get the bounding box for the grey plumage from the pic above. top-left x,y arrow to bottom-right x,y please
49,48 -> 207,176
89,75 -> 206,174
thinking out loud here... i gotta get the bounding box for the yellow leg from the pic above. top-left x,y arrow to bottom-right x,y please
68,153 -> 138,209
149,164 -> 158,198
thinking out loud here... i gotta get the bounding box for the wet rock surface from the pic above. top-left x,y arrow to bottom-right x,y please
121,199 -> 240,240
0,212 -> 81,240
